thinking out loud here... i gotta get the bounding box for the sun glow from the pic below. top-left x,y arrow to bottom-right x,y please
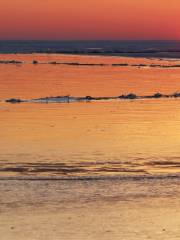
0,0 -> 180,40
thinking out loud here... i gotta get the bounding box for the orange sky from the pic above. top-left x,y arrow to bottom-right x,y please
0,0 -> 180,40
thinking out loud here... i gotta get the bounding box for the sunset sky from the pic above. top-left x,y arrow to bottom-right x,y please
0,0 -> 180,40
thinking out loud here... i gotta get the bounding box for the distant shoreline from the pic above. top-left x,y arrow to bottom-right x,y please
1,51 -> 180,59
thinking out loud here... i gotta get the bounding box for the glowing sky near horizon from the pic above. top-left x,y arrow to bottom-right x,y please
0,0 -> 180,40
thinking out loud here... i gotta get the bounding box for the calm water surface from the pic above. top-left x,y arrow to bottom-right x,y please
1,54 -> 180,178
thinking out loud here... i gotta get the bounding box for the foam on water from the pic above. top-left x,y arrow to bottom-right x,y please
4,92 -> 180,103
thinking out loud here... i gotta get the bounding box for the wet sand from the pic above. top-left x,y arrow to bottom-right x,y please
1,178 -> 180,240
1,200 -> 180,240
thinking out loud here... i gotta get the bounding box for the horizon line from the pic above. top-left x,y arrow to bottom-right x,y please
0,39 -> 180,42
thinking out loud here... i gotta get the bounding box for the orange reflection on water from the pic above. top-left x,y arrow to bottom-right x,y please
1,54 -> 180,99
1,99 -> 180,176
1,54 -> 180,177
